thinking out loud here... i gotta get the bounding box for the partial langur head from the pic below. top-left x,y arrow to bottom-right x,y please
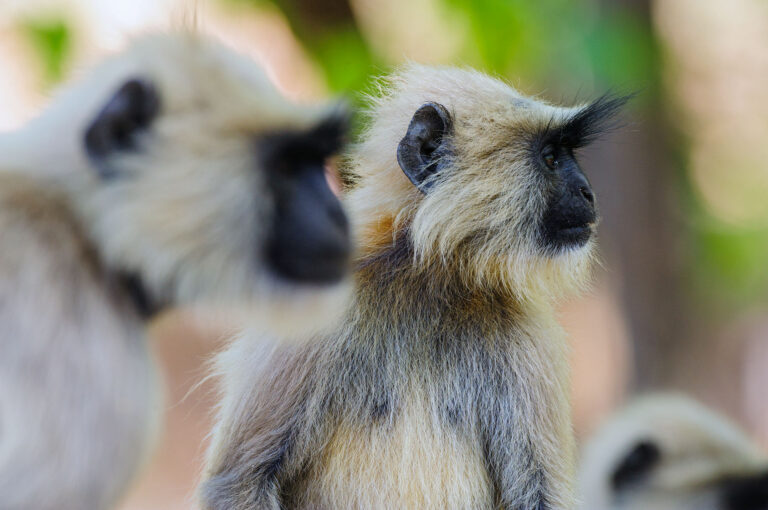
347,65 -> 628,301
579,394 -> 768,510
55,34 -> 350,325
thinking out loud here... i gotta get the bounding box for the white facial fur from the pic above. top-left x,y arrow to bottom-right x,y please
0,33 -> 351,334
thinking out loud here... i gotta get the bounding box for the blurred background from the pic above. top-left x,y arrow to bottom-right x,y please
0,0 -> 766,508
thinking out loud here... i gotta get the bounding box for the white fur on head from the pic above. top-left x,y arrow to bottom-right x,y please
1,33 -> 350,334
346,64 -> 594,305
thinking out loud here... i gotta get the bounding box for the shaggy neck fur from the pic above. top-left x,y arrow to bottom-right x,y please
275,227 -> 576,509
355,231 -> 526,327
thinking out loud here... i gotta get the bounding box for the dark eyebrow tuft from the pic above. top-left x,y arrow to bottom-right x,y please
536,93 -> 634,151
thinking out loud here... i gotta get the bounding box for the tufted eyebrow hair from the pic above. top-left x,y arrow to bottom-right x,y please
535,93 -> 633,151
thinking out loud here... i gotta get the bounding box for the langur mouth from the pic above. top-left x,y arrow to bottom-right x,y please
540,187 -> 597,251
555,224 -> 593,247
540,220 -> 594,251
265,208 -> 351,285
269,250 -> 350,285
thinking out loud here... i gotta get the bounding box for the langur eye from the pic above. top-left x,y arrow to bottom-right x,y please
542,147 -> 558,170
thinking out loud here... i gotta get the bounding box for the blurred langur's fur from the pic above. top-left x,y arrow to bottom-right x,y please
0,33 -> 350,510
579,394 -> 768,510
200,65 -> 628,510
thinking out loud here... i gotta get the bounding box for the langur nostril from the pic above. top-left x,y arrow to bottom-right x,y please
580,186 -> 595,205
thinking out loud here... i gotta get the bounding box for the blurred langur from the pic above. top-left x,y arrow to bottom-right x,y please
0,33 -> 351,510
579,394 -> 768,510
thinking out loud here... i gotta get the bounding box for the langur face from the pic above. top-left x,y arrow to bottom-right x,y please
81,75 -> 351,310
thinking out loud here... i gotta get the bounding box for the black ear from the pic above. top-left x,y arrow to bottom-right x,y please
84,78 -> 160,178
396,102 -> 452,193
611,440 -> 661,491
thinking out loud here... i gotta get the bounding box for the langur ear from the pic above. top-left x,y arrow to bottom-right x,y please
611,439 -> 661,491
84,78 -> 160,178
397,102 -> 452,193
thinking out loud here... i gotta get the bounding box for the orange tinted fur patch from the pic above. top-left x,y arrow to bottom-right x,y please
355,213 -> 396,259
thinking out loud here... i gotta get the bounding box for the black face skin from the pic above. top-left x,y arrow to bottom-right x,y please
535,94 -> 630,252
720,469 -> 768,510
537,144 -> 596,250
261,113 -> 351,285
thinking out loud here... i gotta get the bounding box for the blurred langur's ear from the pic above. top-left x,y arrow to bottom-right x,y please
84,78 -> 160,178
611,440 -> 661,491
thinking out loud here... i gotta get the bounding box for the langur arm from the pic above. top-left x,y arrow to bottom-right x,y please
200,343 -> 322,510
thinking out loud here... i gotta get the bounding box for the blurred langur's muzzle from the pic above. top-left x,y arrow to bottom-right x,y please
266,165 -> 350,285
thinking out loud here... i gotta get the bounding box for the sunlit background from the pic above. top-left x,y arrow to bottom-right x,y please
0,0 -> 766,508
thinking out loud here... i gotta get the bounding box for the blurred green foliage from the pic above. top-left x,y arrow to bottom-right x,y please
241,0 -> 659,101
229,0 -> 379,94
301,25 -> 375,93
19,18 -> 72,86
691,216 -> 768,308
446,0 -> 659,96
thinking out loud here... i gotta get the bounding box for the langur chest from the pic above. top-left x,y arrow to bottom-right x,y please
290,395 -> 496,510
289,328 -> 565,509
